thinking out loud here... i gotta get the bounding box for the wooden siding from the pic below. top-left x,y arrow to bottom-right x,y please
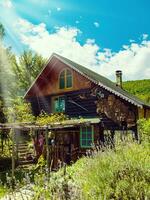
26,57 -> 91,98
28,88 -> 98,117
145,108 -> 150,118
28,95 -> 51,116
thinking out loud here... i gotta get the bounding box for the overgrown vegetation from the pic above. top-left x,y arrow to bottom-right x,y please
36,111 -> 68,126
123,79 -> 150,104
1,141 -> 149,200
4,97 -> 35,123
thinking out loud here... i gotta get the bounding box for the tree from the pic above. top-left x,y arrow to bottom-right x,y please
0,23 -> 5,40
12,50 -> 46,95
4,97 -> 35,123
0,24 -> 16,122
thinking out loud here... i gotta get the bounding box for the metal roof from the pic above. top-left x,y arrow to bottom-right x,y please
53,53 -> 150,108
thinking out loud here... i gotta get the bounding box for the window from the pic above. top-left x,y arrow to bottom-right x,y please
59,69 -> 72,89
53,96 -> 65,112
80,126 -> 94,148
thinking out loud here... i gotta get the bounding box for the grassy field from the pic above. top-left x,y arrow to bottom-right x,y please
123,79 -> 150,104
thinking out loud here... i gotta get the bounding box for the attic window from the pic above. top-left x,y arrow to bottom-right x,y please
59,69 -> 72,89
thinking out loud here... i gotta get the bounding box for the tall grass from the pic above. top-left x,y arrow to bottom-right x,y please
68,142 -> 150,200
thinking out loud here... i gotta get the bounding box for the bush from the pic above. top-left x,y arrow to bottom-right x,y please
68,142 -> 150,200
138,118 -> 150,142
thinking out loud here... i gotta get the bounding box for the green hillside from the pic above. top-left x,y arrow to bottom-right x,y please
123,79 -> 150,104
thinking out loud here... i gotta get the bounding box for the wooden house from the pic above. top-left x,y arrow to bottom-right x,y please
24,53 -> 150,165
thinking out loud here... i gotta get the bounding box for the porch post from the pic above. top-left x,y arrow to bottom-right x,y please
45,125 -> 50,171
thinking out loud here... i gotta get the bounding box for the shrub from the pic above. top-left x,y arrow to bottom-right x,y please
138,118 -> 150,142
69,142 -> 150,200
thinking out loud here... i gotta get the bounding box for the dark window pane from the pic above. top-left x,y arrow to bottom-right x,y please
54,97 -> 65,112
59,77 -> 65,89
81,140 -> 86,146
87,134 -> 92,139
59,98 -> 65,112
87,140 -> 92,146
82,127 -> 86,133
66,76 -> 72,88
82,133 -> 86,139
54,98 -> 59,112
87,127 -> 92,132
59,71 -> 65,89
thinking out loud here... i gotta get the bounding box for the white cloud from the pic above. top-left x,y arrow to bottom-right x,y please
75,20 -> 80,24
0,0 -> 13,8
15,18 -> 150,81
48,9 -> 51,15
15,18 -> 99,68
99,41 -> 150,80
94,22 -> 100,28
56,7 -> 61,11
142,34 -> 148,40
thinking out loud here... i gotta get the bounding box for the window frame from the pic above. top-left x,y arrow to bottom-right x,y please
59,69 -> 73,89
52,96 -> 66,113
80,125 -> 94,148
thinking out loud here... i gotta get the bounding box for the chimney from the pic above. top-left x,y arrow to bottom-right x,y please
116,70 -> 122,88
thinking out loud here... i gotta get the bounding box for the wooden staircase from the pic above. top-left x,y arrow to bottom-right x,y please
16,142 -> 34,168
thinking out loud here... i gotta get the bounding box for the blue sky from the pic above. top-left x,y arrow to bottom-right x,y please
0,0 -> 150,80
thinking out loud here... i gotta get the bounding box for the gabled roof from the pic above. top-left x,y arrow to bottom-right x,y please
25,53 -> 150,108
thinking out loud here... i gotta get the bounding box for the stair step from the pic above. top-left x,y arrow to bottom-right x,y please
18,164 -> 34,169
16,145 -> 28,148
18,160 -> 34,165
18,149 -> 28,152
19,152 -> 28,156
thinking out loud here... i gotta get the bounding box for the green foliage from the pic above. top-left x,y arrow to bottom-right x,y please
12,50 -> 46,95
33,167 -> 80,200
67,142 -> 150,200
35,155 -> 46,170
36,111 -> 68,126
0,186 -> 7,198
4,97 -> 35,123
0,23 -> 5,40
138,118 -> 150,142
123,79 -> 150,104
0,44 -> 16,101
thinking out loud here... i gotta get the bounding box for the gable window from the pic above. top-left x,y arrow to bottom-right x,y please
80,126 -> 94,148
59,69 -> 73,89
53,96 -> 65,112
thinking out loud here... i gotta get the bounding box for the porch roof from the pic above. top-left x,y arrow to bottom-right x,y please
0,118 -> 100,130
48,117 -> 100,129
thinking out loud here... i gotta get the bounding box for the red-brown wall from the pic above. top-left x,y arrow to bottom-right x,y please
26,57 -> 92,98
